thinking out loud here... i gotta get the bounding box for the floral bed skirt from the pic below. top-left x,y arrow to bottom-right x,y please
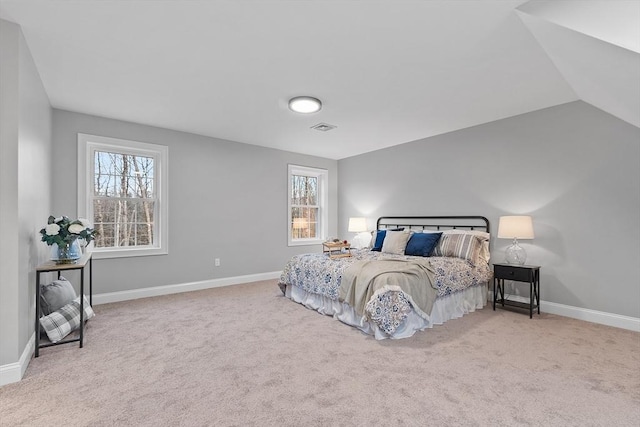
282,282 -> 487,340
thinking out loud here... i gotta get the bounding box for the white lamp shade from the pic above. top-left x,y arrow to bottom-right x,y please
348,217 -> 368,233
497,216 -> 534,239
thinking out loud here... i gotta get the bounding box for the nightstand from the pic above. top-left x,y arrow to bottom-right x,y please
493,263 -> 540,318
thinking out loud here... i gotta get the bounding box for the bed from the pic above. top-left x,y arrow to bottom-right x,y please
278,216 -> 493,339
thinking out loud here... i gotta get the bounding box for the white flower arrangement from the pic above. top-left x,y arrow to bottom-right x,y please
40,216 -> 96,247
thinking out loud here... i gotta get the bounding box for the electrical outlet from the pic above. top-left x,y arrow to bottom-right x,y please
214,258 -> 220,267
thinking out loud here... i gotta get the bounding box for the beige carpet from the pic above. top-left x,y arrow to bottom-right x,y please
2,280 -> 639,426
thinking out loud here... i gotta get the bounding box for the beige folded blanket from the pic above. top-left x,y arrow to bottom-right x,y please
339,258 -> 438,320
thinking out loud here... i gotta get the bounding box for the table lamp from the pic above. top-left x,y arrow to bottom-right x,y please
348,217 -> 368,249
497,215 -> 534,265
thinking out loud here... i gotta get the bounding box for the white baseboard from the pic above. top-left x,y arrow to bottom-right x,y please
542,301 -> 640,332
494,294 -> 640,332
0,333 -> 34,387
92,271 -> 282,305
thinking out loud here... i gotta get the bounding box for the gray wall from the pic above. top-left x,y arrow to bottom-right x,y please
51,110 -> 338,294
0,19 -> 52,367
338,101 -> 640,318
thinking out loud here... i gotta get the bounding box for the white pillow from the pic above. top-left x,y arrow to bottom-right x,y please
367,230 -> 376,248
381,230 -> 412,255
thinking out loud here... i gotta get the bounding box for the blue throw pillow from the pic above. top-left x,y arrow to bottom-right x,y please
371,228 -> 405,251
405,232 -> 442,257
371,230 -> 386,251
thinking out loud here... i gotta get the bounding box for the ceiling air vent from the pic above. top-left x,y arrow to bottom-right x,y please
310,122 -> 337,132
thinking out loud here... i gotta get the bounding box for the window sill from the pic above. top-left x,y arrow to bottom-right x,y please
288,239 -> 324,247
89,247 -> 167,259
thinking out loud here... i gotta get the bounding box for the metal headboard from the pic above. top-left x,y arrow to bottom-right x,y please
376,216 -> 490,234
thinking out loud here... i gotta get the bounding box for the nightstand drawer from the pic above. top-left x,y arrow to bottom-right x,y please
494,264 -> 532,282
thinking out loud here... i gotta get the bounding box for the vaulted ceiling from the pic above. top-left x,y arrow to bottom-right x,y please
1,0 -> 637,159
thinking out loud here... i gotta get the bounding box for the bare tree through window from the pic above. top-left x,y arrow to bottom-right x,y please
93,151 -> 155,248
290,174 -> 319,239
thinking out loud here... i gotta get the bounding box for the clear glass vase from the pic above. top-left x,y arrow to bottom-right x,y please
51,239 -> 82,264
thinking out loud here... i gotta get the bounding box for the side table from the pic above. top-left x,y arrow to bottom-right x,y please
35,252 -> 93,357
493,263 -> 540,319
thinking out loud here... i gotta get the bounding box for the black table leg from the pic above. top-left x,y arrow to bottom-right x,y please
493,278 -> 496,310
79,268 -> 84,348
35,272 -> 40,358
529,279 -> 533,319
536,272 -> 540,314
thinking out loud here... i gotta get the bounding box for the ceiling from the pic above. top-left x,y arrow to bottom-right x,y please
1,1 -> 638,160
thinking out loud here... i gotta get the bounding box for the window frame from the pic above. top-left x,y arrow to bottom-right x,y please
287,164 -> 328,246
77,133 -> 169,259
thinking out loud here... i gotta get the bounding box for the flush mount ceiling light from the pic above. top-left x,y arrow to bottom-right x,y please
288,96 -> 322,114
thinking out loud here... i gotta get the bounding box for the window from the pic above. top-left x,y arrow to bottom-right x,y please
288,164 -> 328,246
78,134 -> 168,258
